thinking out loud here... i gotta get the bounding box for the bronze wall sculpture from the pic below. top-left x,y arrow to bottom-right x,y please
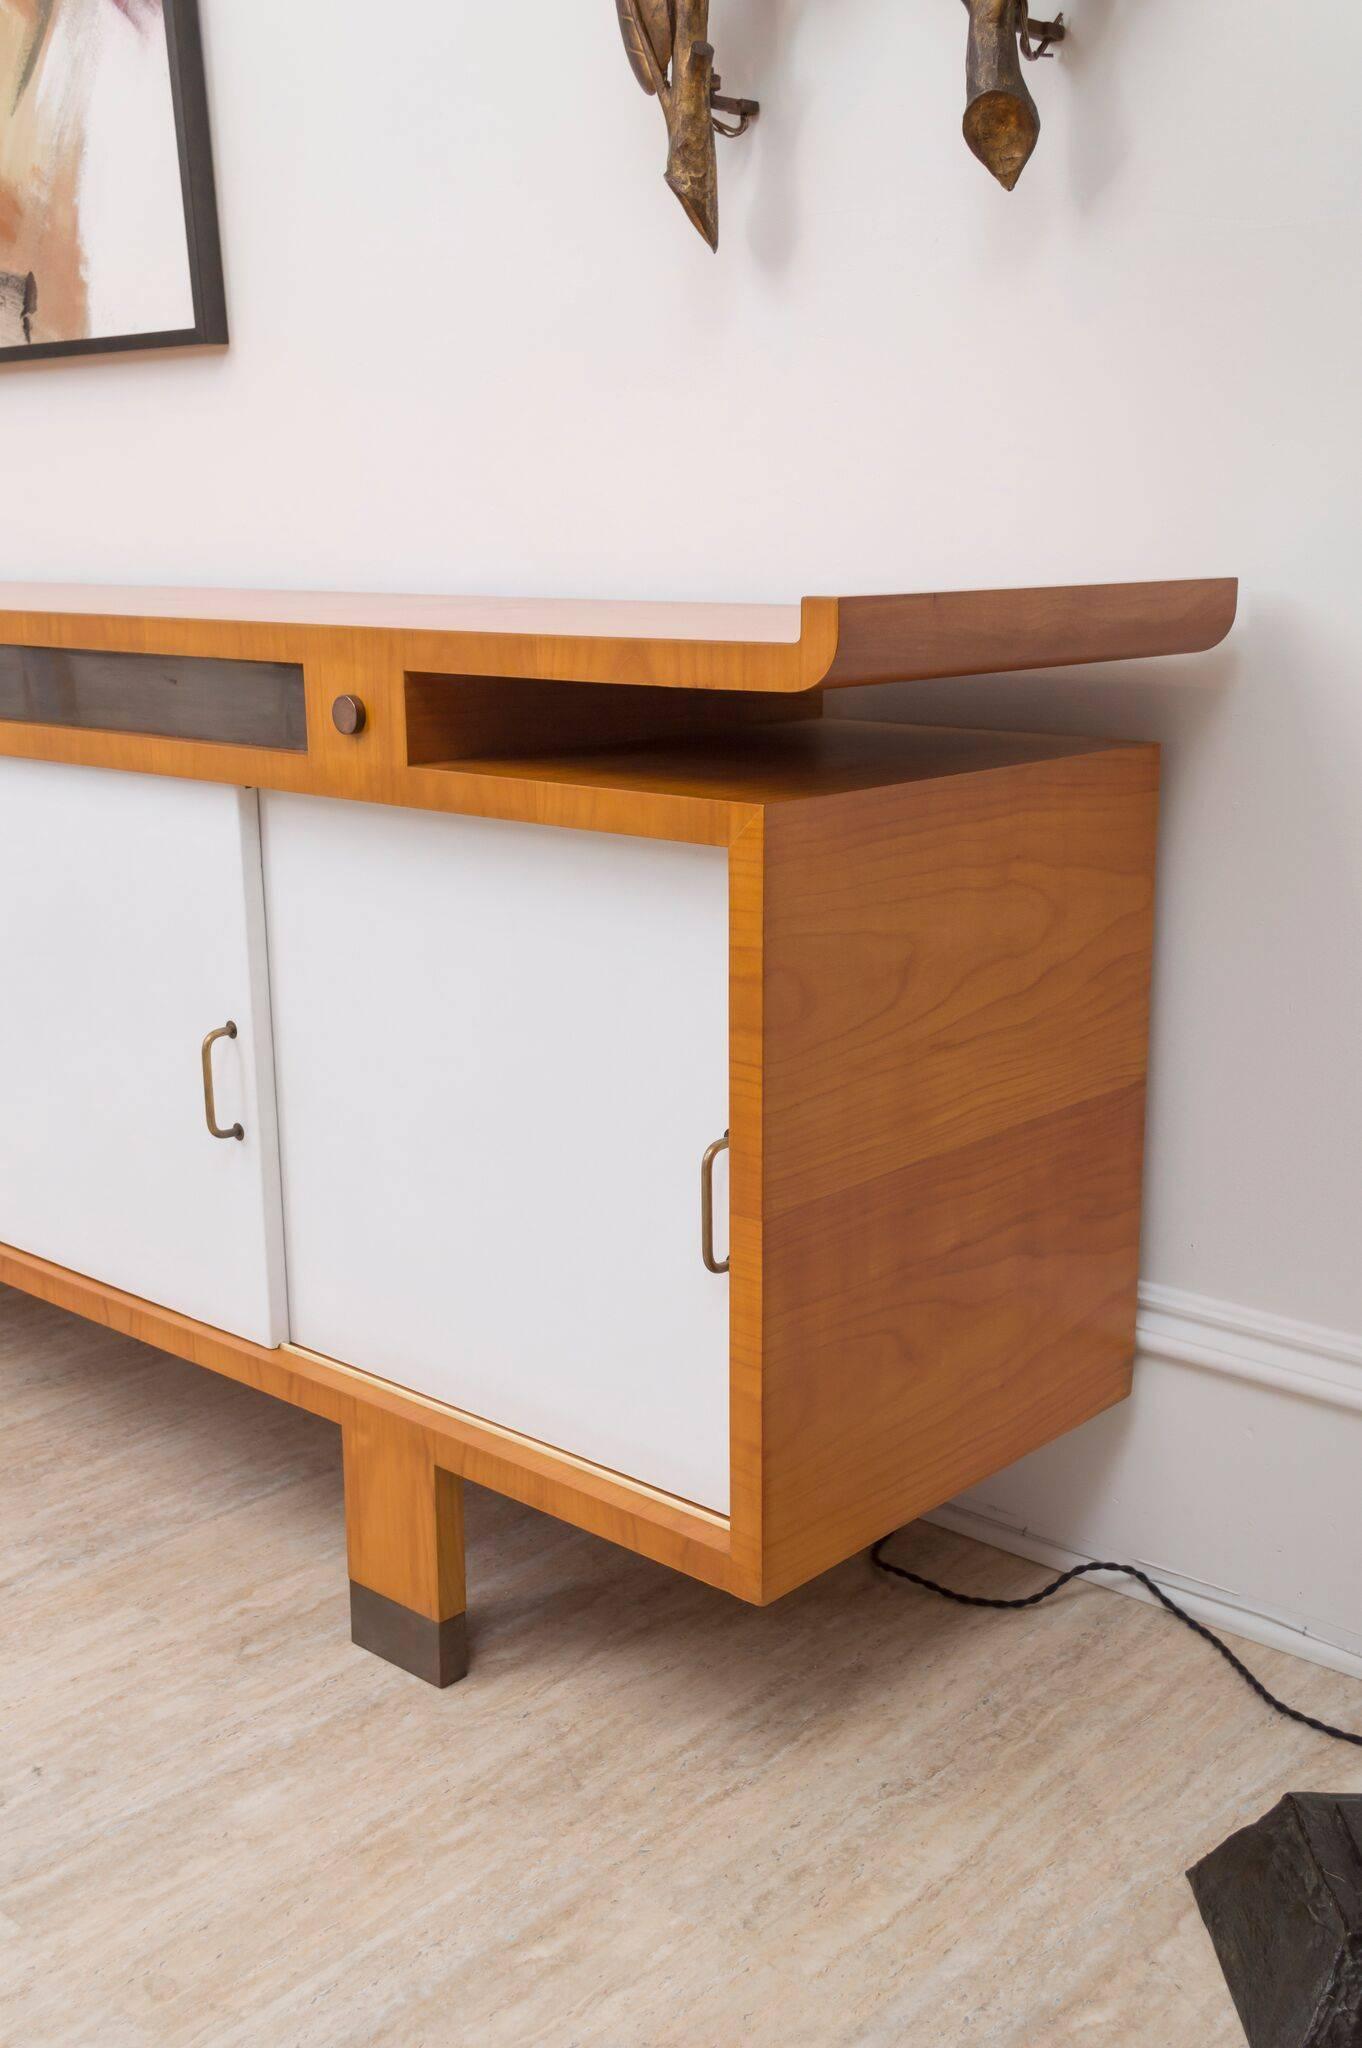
614,0 -> 1065,243
963,0 -> 1065,189
615,0 -> 758,250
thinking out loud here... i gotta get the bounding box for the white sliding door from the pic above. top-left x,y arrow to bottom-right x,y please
262,795 -> 731,1511
0,760 -> 287,1345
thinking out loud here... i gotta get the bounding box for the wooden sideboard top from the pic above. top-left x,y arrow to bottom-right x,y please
0,584 -> 804,642
0,578 -> 1237,694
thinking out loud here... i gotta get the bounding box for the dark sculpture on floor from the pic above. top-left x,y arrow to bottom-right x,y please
1189,1795 -> 1362,2048
615,0 -> 758,250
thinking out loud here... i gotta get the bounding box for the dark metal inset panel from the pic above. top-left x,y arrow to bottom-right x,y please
0,644 -> 307,752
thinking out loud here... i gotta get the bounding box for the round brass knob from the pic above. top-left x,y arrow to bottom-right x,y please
331,694 -> 367,737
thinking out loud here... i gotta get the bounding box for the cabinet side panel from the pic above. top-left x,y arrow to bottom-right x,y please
759,748 -> 1159,1599
763,749 -> 1162,1216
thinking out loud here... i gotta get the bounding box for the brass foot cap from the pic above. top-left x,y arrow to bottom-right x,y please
349,1581 -> 470,1688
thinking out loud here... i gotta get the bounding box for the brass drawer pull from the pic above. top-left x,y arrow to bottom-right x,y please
701,1131 -> 730,1275
201,1021 -> 245,1141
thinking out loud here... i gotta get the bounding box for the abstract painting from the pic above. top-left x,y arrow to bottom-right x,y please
0,0 -> 225,363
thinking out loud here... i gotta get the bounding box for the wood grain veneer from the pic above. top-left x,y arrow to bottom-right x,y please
343,1403 -> 466,1649
756,744 -> 1160,1598
405,672 -> 818,765
823,579 -> 1238,685
0,577 -> 1236,700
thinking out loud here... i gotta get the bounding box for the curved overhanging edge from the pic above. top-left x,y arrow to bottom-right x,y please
810,578 -> 1239,690
0,579 -> 1237,696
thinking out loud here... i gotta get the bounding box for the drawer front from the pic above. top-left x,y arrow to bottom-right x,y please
262,794 -> 732,1512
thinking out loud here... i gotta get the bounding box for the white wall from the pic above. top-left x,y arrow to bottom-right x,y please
3,4 -> 1358,1658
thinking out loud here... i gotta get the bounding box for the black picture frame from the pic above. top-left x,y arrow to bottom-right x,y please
0,0 -> 227,367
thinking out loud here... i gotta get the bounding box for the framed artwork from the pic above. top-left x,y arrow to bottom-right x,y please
0,0 -> 226,365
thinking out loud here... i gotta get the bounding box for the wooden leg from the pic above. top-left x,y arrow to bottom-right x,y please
342,1403 -> 468,1687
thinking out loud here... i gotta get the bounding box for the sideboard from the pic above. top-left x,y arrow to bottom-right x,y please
0,578 -> 1236,1683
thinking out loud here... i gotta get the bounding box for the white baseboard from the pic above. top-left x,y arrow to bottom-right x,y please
1136,1280 -> 1362,1413
926,1284 -> 1362,1685
924,1504 -> 1362,1684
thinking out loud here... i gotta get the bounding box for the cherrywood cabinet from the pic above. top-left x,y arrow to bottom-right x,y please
0,578 -> 1235,1687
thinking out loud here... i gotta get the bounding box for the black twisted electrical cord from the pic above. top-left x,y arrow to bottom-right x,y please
871,1538 -> 1362,1750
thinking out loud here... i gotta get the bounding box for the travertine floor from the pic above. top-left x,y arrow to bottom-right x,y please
2,1286 -> 1360,2047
